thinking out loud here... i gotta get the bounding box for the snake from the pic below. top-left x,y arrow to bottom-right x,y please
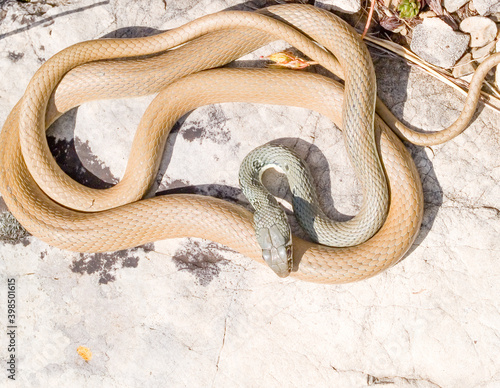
0,4 -> 497,283
239,142 -> 382,278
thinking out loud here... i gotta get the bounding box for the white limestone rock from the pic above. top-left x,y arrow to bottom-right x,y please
443,0 -> 470,13
473,0 -> 500,15
315,0 -> 361,14
460,16 -> 498,47
410,17 -> 470,68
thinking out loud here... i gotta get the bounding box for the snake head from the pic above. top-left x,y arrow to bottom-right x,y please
256,224 -> 293,278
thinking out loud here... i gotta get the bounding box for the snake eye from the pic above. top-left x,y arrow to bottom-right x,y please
286,246 -> 292,257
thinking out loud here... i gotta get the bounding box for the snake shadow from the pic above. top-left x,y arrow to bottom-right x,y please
372,51 -> 443,258
371,50 -> 485,258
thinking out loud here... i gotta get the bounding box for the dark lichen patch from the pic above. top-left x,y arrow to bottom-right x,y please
47,135 -> 117,189
172,239 -> 232,286
0,212 -> 31,246
181,106 -> 231,145
182,125 -> 204,142
8,51 -> 24,62
17,2 -> 49,22
70,244 -> 153,284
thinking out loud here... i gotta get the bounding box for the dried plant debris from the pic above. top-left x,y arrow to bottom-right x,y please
341,0 -> 500,109
77,346 -> 92,361
266,51 -> 318,69
0,212 -> 30,244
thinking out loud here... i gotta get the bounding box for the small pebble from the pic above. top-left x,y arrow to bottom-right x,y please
460,16 -> 498,47
419,10 -> 437,19
452,53 -> 476,78
411,17 -> 470,68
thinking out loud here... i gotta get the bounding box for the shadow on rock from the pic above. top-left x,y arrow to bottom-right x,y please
373,51 -> 444,257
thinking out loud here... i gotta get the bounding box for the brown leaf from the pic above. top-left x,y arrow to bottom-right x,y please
426,0 -> 444,15
380,16 -> 404,31
426,0 -> 459,29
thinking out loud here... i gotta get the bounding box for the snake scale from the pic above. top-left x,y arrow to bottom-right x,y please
1,4 -> 498,283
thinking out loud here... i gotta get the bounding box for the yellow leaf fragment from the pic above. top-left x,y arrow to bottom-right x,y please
77,346 -> 92,361
267,51 -> 317,70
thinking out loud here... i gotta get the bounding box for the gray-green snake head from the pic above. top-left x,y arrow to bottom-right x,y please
256,224 -> 293,277
239,144 -> 295,277
239,141 -> 387,277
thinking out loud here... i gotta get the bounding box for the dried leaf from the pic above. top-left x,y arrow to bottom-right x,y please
266,51 -> 317,70
426,0 -> 444,14
426,0 -> 458,29
77,346 -> 92,361
380,16 -> 404,31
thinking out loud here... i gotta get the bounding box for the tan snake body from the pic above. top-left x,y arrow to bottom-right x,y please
1,4 -> 494,283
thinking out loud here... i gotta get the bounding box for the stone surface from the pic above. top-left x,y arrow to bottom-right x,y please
471,40 -> 496,61
452,53 -> 476,77
315,0 -> 361,14
443,0 -> 470,13
411,17 -> 470,68
460,16 -> 498,47
0,0 -> 499,387
473,0 -> 500,15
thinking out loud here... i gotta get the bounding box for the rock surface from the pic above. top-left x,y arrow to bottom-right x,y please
473,0 -> 500,15
411,17 -> 470,68
471,40 -> 496,61
315,0 -> 361,14
0,0 -> 499,387
443,0 -> 471,13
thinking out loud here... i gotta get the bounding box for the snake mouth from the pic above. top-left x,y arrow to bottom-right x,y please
257,225 -> 293,278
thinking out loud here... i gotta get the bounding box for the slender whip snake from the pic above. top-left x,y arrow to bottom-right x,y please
1,4 -> 496,283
